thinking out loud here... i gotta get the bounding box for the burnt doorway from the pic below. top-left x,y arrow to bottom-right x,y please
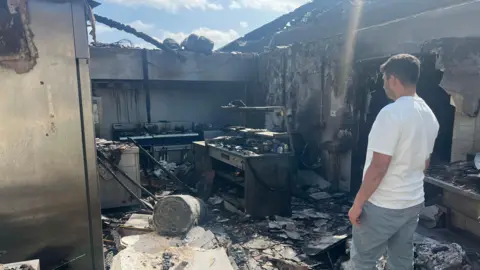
350,55 -> 455,193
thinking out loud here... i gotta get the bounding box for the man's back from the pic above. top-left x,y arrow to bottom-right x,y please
365,95 -> 439,209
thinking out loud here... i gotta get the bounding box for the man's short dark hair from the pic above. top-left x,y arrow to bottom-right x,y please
380,54 -> 421,86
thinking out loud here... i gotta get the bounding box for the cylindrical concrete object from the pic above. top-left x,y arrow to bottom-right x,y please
152,195 -> 207,236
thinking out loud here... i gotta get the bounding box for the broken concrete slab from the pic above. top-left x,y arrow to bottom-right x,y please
223,200 -> 244,215
112,242 -> 233,270
188,230 -> 217,249
262,256 -> 309,270
2,260 -> 40,270
302,234 -> 348,256
120,214 -> 153,236
292,209 -> 331,220
189,248 -> 234,270
244,238 -> 276,250
120,233 -> 176,254
419,205 -> 442,229
309,192 -> 332,201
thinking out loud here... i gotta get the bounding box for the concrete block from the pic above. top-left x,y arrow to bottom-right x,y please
119,214 -> 153,237
442,190 -> 480,220
450,210 -> 480,238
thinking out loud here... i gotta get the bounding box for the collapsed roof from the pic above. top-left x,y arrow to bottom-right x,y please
218,0 -> 473,53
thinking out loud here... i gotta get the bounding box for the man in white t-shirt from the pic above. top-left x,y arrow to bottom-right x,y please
349,54 -> 439,269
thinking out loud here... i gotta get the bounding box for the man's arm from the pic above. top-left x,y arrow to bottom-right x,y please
349,152 -> 392,225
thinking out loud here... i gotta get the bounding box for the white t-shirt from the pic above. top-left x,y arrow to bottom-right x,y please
364,95 -> 439,209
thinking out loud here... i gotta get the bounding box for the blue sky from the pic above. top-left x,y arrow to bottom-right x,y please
92,0 -> 309,49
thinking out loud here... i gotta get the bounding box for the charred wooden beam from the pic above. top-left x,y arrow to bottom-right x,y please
94,14 -> 184,60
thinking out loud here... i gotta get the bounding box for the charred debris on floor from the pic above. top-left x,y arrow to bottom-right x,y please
97,139 -> 474,270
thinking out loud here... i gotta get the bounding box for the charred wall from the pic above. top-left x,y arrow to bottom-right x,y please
0,0 -> 38,73
93,80 -> 246,139
423,38 -> 480,161
258,41 -> 354,191
92,81 -> 148,139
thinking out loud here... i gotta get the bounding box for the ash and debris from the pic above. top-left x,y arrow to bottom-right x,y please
102,182 -> 352,270
100,161 -> 475,270
103,186 -> 475,270
202,195 -> 351,269
341,235 -> 473,270
427,160 -> 480,194
207,135 -> 291,156
4,265 -> 35,270
96,138 -> 137,169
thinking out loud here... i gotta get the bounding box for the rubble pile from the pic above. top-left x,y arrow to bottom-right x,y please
4,265 -> 35,270
341,235 -> 472,270
102,187 -> 352,269
96,138 -> 136,165
153,161 -> 177,178
208,136 -> 291,156
415,240 -> 467,269
100,164 -> 475,270
200,192 -> 352,269
427,161 -> 480,194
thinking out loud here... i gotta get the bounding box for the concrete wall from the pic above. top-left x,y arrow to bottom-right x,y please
451,112 -> 480,162
89,47 -> 257,82
93,81 -> 245,139
148,81 -> 244,124
90,48 -> 143,80
93,83 -> 148,139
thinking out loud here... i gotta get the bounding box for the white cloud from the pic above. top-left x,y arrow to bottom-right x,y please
161,28 -> 240,49
228,0 -> 309,12
104,0 -> 224,12
206,3 -> 224,10
229,1 -> 241,9
128,20 -> 154,31
95,24 -> 115,34
193,28 -> 240,48
135,42 -> 158,49
239,21 -> 248,28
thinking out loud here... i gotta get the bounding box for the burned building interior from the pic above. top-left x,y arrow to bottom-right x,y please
2,0 -> 480,269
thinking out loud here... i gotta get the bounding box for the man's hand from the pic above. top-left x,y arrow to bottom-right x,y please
349,204 -> 362,226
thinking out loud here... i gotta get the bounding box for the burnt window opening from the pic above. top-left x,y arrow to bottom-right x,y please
0,0 -> 30,60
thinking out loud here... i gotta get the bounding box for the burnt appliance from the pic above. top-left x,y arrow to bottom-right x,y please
113,121 -> 201,164
194,106 -> 296,217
